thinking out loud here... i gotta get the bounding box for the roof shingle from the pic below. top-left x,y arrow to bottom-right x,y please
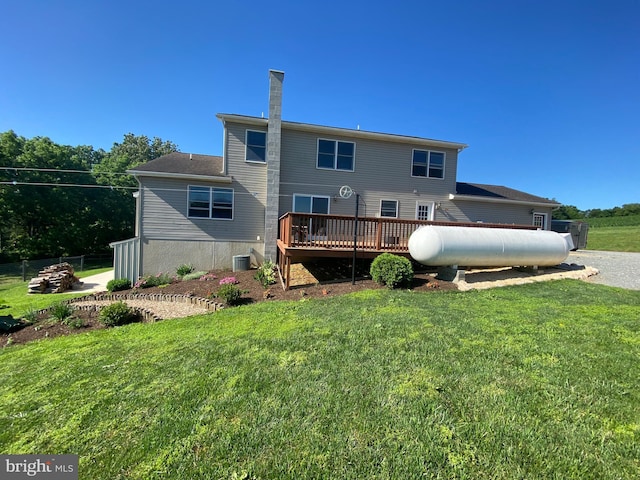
129,152 -> 225,177
456,182 -> 559,205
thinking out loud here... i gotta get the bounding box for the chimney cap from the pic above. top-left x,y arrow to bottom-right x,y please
269,69 -> 285,75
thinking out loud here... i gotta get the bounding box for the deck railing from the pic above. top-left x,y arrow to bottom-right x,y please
278,212 -> 537,253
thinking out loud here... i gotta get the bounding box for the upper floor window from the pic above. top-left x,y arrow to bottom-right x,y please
245,130 -> 266,163
188,186 -> 234,220
412,149 -> 445,179
317,139 -> 355,171
380,199 -> 398,218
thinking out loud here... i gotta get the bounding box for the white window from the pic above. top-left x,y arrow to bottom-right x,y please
245,130 -> 266,162
188,186 -> 233,220
380,199 -> 398,218
317,139 -> 355,171
412,149 -> 445,179
533,212 -> 547,229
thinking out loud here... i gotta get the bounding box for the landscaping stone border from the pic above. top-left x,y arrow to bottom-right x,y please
38,294 -> 224,322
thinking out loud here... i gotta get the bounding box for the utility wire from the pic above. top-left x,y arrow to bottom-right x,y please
0,181 -> 334,198
0,166 -> 131,175
1,168 -> 352,194
0,181 -> 137,190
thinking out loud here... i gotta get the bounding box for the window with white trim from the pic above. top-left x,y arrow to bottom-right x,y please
293,194 -> 330,214
293,194 -> 330,237
412,149 -> 445,179
380,199 -> 398,218
188,186 -> 234,219
245,130 -> 266,162
317,139 -> 355,171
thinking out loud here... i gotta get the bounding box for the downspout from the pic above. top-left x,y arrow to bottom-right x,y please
134,175 -> 143,279
220,119 -> 228,175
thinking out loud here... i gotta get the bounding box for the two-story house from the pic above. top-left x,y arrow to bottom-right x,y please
112,69 -> 558,284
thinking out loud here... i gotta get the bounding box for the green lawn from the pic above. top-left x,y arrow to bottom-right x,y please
1,280 -> 639,479
579,215 -> 640,252
0,267 -> 112,317
586,225 -> 640,252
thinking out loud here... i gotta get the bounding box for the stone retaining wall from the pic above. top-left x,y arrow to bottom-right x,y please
38,294 -> 224,323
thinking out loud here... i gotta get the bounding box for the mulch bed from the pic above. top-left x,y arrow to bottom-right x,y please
2,260 -> 454,347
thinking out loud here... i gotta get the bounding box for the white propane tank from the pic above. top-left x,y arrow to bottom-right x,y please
408,225 -> 572,267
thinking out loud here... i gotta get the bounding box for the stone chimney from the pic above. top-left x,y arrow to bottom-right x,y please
264,69 -> 284,262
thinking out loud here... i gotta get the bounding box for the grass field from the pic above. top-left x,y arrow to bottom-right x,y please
578,215 -> 640,252
586,226 -> 640,252
0,267 -> 113,317
1,280 -> 639,479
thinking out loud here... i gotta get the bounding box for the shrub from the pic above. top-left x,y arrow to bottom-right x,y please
176,264 -> 195,277
50,302 -> 75,322
107,278 -> 132,292
21,306 -> 39,325
215,284 -> 243,305
99,301 -> 139,327
370,253 -> 414,289
134,272 -> 175,289
255,261 -> 277,288
63,317 -> 84,329
181,271 -> 208,282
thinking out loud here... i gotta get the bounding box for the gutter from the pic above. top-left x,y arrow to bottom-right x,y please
126,170 -> 233,183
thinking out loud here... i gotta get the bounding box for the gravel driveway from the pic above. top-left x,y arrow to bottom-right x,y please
567,250 -> 640,290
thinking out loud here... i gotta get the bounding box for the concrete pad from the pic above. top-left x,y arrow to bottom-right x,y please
64,270 -> 114,294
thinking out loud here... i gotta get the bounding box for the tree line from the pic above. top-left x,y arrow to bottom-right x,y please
0,130 -> 177,263
552,203 -> 640,220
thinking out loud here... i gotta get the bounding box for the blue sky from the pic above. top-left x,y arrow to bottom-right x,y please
1,0 -> 638,211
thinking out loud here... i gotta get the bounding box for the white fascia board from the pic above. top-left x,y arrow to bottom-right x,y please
216,113 -> 468,151
217,114 -> 267,128
449,193 -> 558,208
127,170 -> 233,183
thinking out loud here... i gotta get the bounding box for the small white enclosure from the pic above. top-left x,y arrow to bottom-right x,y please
408,225 -> 572,267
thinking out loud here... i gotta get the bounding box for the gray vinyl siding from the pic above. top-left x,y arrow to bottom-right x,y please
139,176 -> 264,241
219,118 -> 554,230
224,122 -> 268,201
278,128 -> 459,219
444,200 -> 554,228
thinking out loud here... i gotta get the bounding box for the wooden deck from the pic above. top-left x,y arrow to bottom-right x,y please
277,212 -> 537,289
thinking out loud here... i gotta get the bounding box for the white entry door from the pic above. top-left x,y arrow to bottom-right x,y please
416,202 -> 435,221
533,212 -> 548,229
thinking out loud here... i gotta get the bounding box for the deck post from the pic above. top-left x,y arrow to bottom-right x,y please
375,218 -> 383,250
285,256 -> 291,290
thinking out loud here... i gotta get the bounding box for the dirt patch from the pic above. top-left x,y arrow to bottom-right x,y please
2,311 -> 107,347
